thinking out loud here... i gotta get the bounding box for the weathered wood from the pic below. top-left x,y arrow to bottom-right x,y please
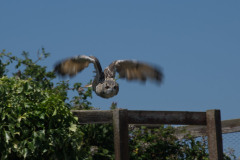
134,118 -> 240,139
128,111 -> 206,125
132,124 -> 207,139
207,110 -> 223,160
72,110 -> 206,125
113,109 -> 129,160
176,118 -> 240,139
221,118 -> 240,134
71,109 -> 228,159
71,110 -> 113,124
174,125 -> 207,139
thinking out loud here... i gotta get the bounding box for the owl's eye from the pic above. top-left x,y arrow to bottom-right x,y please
114,86 -> 117,89
105,86 -> 110,89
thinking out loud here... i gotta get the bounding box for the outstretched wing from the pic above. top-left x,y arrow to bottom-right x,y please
106,60 -> 163,83
54,55 -> 102,81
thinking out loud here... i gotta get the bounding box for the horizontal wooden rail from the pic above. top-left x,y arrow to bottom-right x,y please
133,117 -> 240,139
176,118 -> 240,139
71,110 -> 113,124
71,110 -> 206,125
72,110 -> 239,139
128,111 -> 206,125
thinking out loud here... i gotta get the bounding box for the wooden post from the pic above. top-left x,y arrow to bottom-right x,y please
113,109 -> 129,160
206,110 -> 223,160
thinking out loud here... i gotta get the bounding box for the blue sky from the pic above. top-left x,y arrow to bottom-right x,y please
1,1 -> 240,120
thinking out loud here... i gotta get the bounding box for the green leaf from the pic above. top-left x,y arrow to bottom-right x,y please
13,139 -> 20,149
33,136 -> 41,148
40,113 -> 45,119
74,116 -> 78,121
52,109 -> 57,116
1,112 -> 6,120
69,123 -> 77,132
38,130 -> 45,141
103,149 -> 109,154
23,148 -> 28,159
18,114 -> 27,122
33,131 -> 38,138
4,130 -> 11,144
8,124 -> 15,136
103,127 -> 107,134
28,142 -> 34,151
14,132 -> 20,136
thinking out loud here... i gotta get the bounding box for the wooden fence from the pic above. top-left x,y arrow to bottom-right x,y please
135,117 -> 240,139
71,109 -> 223,160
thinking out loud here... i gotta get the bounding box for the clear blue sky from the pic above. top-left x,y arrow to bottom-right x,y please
1,1 -> 240,120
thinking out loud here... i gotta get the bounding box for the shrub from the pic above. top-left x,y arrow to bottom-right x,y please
0,76 -> 85,160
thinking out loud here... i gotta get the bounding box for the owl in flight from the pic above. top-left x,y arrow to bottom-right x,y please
54,55 -> 163,99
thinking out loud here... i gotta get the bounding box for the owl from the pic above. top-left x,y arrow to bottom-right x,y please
54,55 -> 163,99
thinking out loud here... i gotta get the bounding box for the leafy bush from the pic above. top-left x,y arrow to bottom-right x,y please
0,76 -> 85,160
0,49 -> 235,160
0,49 -> 88,159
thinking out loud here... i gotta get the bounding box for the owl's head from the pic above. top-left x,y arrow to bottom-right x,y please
95,79 -> 119,99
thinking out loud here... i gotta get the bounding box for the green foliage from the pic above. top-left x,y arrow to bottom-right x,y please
0,49 -> 89,159
1,48 -> 55,90
128,125 -> 209,160
0,48 -> 235,160
110,102 -> 117,110
0,76 -> 85,159
70,81 -> 95,110
80,124 -> 115,160
0,49 -> 11,77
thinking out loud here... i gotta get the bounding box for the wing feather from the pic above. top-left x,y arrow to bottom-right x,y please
109,60 -> 163,83
54,55 -> 102,81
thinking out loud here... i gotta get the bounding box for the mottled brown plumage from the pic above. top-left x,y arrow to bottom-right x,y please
54,55 -> 163,99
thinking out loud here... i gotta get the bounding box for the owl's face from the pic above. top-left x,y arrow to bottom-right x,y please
95,79 -> 119,99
